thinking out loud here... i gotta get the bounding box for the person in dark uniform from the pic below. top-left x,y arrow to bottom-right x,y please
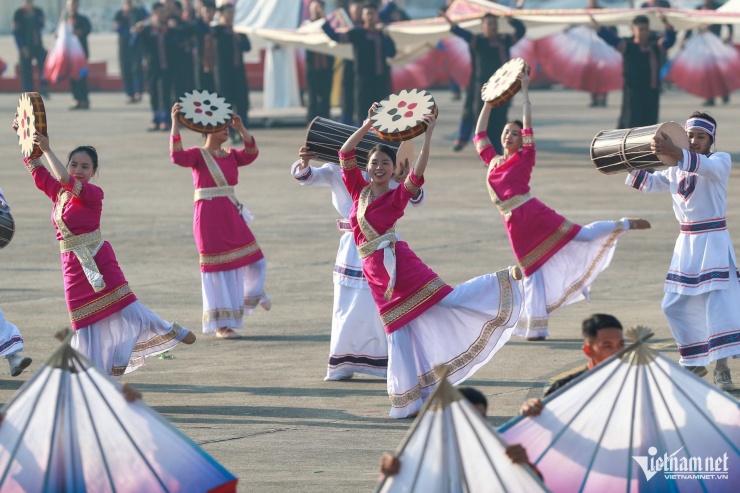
133,2 -> 174,130
446,13 -> 526,154
322,2 -> 396,126
305,0 -> 335,121
114,0 -> 149,103
338,0 -> 363,124
213,3 -> 251,140
594,14 -> 675,129
519,314 -> 625,417
195,0 -> 217,93
683,0 -> 734,107
67,0 -> 92,110
166,0 -> 197,100
12,0 -> 49,95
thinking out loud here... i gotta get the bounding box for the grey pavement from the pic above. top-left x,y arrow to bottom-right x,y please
1,37 -> 740,492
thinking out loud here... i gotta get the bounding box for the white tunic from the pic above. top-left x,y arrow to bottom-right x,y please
627,149 -> 736,295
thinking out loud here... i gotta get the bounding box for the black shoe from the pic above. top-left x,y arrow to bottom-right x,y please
451,140 -> 465,152
702,99 -> 715,107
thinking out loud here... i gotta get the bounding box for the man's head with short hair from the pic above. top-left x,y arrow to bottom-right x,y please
362,2 -> 379,30
458,387 -> 488,416
481,13 -> 499,38
686,111 -> 717,154
631,15 -> 651,44
581,314 -> 624,368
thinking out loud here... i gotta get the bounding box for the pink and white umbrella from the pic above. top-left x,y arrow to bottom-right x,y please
535,25 -> 622,93
44,22 -> 88,84
665,31 -> 740,100
499,327 -> 740,493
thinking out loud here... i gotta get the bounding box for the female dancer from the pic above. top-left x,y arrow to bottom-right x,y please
291,146 -> 424,381
170,103 -> 269,339
17,124 -> 195,379
340,106 -> 523,418
475,73 -> 650,340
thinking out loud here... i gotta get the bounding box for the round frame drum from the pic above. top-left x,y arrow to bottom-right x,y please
482,57 -> 530,109
370,89 -> 438,142
16,92 -> 47,159
306,117 -> 414,171
590,122 -> 689,175
0,211 -> 15,249
177,90 -> 233,133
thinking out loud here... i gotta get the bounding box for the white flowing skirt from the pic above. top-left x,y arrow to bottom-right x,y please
0,308 -> 23,358
201,258 -> 268,333
663,256 -> 740,367
386,269 -> 523,418
71,300 -> 192,379
515,220 -> 627,339
326,282 -> 388,380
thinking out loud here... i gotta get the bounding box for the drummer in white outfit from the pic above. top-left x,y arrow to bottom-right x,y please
292,147 -> 424,381
626,112 -> 739,391
0,187 -> 33,377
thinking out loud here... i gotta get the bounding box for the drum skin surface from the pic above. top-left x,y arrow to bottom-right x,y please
16,92 -> 47,159
482,57 -> 530,109
177,90 -> 233,133
370,89 -> 438,143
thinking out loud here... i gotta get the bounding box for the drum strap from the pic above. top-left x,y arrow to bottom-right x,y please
55,191 -> 106,293
356,186 -> 398,301
198,148 -> 254,224
619,129 -> 636,171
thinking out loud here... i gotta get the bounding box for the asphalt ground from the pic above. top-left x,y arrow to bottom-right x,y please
1,34 -> 739,493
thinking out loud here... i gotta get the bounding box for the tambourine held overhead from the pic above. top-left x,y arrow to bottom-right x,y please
590,122 -> 689,175
482,57 -> 530,108
177,90 -> 233,133
370,89 -> 438,142
16,92 -> 47,159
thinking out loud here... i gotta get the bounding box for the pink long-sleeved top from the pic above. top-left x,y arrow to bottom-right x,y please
170,135 -> 264,273
340,150 -> 453,334
474,129 -> 581,276
27,159 -> 136,329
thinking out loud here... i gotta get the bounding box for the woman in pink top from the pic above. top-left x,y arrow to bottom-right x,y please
170,103 -> 269,340
474,73 -> 650,340
340,105 -> 523,418
19,125 -> 195,379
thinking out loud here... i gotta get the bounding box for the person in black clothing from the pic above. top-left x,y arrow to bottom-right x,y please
67,0 -> 92,110
594,14 -> 675,129
12,0 -> 49,95
133,2 -> 174,130
167,1 -> 197,100
213,3 -> 251,140
195,0 -> 217,93
339,0 -> 363,125
683,0 -> 734,107
446,13 -> 526,154
305,1 -> 335,121
322,2 -> 396,126
519,314 -> 625,417
114,0 -> 149,103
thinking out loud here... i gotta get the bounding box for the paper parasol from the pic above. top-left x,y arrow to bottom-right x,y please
375,366 -> 548,493
665,31 -> 740,100
499,327 -> 740,493
0,342 -> 237,492
535,26 -> 622,93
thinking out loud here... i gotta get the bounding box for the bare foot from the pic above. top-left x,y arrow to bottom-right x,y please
182,331 -> 196,344
216,327 -> 242,339
260,295 -> 272,311
121,383 -> 142,402
626,218 -> 651,230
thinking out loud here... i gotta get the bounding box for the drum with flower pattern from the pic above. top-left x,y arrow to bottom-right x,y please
370,89 -> 438,142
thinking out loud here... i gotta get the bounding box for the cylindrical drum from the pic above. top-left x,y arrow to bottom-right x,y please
305,117 -> 414,171
0,211 -> 15,249
590,122 -> 690,175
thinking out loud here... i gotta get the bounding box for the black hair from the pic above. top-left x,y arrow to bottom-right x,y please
67,145 -> 99,173
362,1 -> 379,11
368,144 -> 397,166
218,3 -> 234,12
458,387 -> 488,413
173,0 -> 182,10
506,119 -> 524,129
201,0 -> 216,8
152,2 -> 164,11
632,15 -> 649,25
582,314 -> 623,341
482,13 -> 497,20
689,111 -> 717,142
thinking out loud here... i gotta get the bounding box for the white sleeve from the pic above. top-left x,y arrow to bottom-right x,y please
409,187 -> 425,207
290,161 -> 336,187
677,150 -> 731,183
625,169 -> 670,194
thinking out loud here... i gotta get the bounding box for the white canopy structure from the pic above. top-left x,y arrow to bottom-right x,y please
499,327 -> 740,493
0,343 -> 237,492
376,366 -> 548,493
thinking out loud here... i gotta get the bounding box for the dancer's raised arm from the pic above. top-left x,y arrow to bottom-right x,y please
340,103 -> 379,154
475,92 -> 492,137
33,132 -> 72,185
520,72 -> 531,130
413,114 -> 436,179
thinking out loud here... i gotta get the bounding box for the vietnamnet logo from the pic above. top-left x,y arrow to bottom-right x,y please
633,447 -> 730,481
